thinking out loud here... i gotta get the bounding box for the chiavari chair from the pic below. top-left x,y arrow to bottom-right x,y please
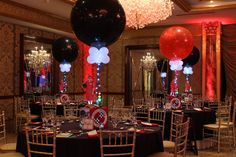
148,118 -> 190,157
14,96 -> 31,132
148,109 -> 166,139
42,102 -> 57,118
99,129 -> 136,157
133,98 -> 149,121
63,103 -> 81,120
25,128 -> 56,157
163,111 -> 184,152
203,101 -> 232,152
0,111 -> 22,155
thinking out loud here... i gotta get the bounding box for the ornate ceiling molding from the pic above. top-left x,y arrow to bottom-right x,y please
192,4 -> 236,11
172,0 -> 192,12
0,0 -> 71,33
60,0 -> 76,5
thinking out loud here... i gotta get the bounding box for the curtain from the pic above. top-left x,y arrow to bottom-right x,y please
222,24 -> 236,101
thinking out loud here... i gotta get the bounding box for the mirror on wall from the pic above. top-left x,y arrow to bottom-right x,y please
125,45 -> 170,106
20,34 -> 56,96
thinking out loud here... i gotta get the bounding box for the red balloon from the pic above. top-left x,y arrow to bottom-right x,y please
159,26 -> 194,60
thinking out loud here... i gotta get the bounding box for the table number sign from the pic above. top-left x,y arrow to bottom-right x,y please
60,94 -> 70,103
90,106 -> 108,129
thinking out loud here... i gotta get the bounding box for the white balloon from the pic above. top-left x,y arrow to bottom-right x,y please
183,66 -> 193,75
169,60 -> 183,71
161,72 -> 167,78
87,46 -> 110,64
60,63 -> 71,72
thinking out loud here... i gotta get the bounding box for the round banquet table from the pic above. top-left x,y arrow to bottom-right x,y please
16,121 -> 164,157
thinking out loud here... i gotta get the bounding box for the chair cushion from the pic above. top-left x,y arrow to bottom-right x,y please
0,152 -> 24,157
203,124 -> 229,129
163,141 -> 175,148
0,143 -> 16,151
30,114 -> 39,119
216,121 -> 233,126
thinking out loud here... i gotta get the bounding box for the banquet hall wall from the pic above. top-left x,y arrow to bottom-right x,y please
0,20 -> 67,132
0,17 -> 202,132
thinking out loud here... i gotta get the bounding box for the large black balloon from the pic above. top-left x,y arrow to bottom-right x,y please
70,0 -> 126,46
182,46 -> 200,66
157,59 -> 168,73
52,37 -> 78,63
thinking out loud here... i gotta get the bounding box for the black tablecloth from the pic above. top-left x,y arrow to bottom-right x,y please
16,123 -> 163,157
163,110 -> 216,140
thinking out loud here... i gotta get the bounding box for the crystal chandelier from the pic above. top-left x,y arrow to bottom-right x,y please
119,0 -> 174,29
25,46 -> 51,70
140,52 -> 157,71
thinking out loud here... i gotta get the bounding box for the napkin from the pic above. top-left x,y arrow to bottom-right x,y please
136,129 -> 145,134
128,127 -> 135,132
57,133 -> 73,138
87,130 -> 98,138
141,122 -> 158,127
29,122 -> 42,125
193,107 -> 203,112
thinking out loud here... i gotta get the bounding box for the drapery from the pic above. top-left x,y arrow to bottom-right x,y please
221,24 -> 236,101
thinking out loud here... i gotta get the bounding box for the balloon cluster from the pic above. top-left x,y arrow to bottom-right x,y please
71,0 -> 126,105
52,37 -> 79,93
159,26 -> 194,96
182,46 -> 200,93
157,59 -> 168,91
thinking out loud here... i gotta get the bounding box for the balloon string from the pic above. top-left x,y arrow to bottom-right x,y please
63,72 -> 68,93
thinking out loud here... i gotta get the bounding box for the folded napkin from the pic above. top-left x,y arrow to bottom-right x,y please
87,130 -> 98,138
29,122 -> 42,125
57,133 -> 73,138
128,127 -> 135,132
141,122 -> 158,127
193,107 -> 203,112
136,129 -> 145,134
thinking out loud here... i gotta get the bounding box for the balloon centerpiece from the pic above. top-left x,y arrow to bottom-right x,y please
157,59 -> 168,91
159,26 -> 194,96
71,0 -> 126,106
182,46 -> 200,93
52,37 -> 78,93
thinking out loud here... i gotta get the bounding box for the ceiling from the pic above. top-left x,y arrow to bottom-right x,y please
7,0 -> 236,31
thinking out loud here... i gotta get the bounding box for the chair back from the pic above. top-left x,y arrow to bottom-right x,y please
170,111 -> 184,141
14,96 -> 30,114
174,118 -> 190,157
217,102 -> 231,126
133,98 -> 149,121
42,103 -> 57,117
63,104 -> 80,120
99,130 -> 136,157
0,111 -> 6,143
114,98 -> 124,108
149,109 -> 166,139
26,128 -> 56,157
207,100 -> 219,111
